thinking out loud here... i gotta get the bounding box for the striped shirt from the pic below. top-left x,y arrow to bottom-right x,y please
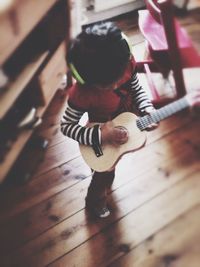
61,71 -> 153,147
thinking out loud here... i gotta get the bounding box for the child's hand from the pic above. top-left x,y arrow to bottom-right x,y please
143,106 -> 159,131
101,121 -> 129,145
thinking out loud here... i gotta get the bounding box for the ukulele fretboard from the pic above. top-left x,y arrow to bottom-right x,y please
136,97 -> 189,131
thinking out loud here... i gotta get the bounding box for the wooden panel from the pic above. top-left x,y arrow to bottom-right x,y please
0,129 -> 33,183
37,42 -> 67,105
0,0 -> 58,65
0,51 -> 49,119
0,51 -> 50,183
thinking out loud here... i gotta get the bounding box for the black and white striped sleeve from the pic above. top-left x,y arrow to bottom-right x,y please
130,72 -> 153,112
60,102 -> 101,146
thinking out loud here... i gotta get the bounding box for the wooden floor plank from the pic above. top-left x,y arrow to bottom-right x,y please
0,176 -> 92,254
32,137 -> 81,177
178,7 -> 200,52
0,118 -> 199,255
48,171 -> 200,267
0,156 -> 91,222
108,204 -> 200,267
113,11 -> 145,46
1,120 -> 199,266
114,118 -> 199,189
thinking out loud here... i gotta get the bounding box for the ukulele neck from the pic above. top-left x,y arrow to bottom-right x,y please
136,97 -> 189,131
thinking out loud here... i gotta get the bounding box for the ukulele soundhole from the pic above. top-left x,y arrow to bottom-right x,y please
114,126 -> 129,135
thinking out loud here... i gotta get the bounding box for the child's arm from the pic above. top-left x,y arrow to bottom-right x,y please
130,71 -> 154,114
130,71 -> 158,130
61,102 -> 128,146
60,102 -> 101,146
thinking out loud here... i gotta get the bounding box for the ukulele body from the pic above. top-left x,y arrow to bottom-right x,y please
79,112 -> 147,172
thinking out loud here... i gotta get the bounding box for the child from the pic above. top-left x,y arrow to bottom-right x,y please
61,22 -> 157,218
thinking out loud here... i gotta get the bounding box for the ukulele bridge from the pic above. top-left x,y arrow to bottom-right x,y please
92,143 -> 103,157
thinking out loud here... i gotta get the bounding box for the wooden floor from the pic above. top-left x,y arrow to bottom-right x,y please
0,3 -> 200,267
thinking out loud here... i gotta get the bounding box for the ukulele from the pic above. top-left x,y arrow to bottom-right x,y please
79,91 -> 200,172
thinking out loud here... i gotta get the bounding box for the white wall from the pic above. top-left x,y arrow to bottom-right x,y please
70,0 -> 82,36
82,0 -> 145,25
70,0 -> 145,36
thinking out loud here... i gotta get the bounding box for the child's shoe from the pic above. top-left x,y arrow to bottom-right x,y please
85,197 -> 110,218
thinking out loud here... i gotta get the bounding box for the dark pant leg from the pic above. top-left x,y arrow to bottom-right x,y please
86,169 -> 115,204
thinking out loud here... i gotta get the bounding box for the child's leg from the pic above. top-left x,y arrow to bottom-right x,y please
106,169 -> 115,193
86,169 -> 115,218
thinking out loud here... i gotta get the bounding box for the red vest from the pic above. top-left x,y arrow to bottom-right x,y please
68,58 -> 136,122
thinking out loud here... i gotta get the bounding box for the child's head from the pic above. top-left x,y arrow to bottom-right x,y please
67,22 -> 132,87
